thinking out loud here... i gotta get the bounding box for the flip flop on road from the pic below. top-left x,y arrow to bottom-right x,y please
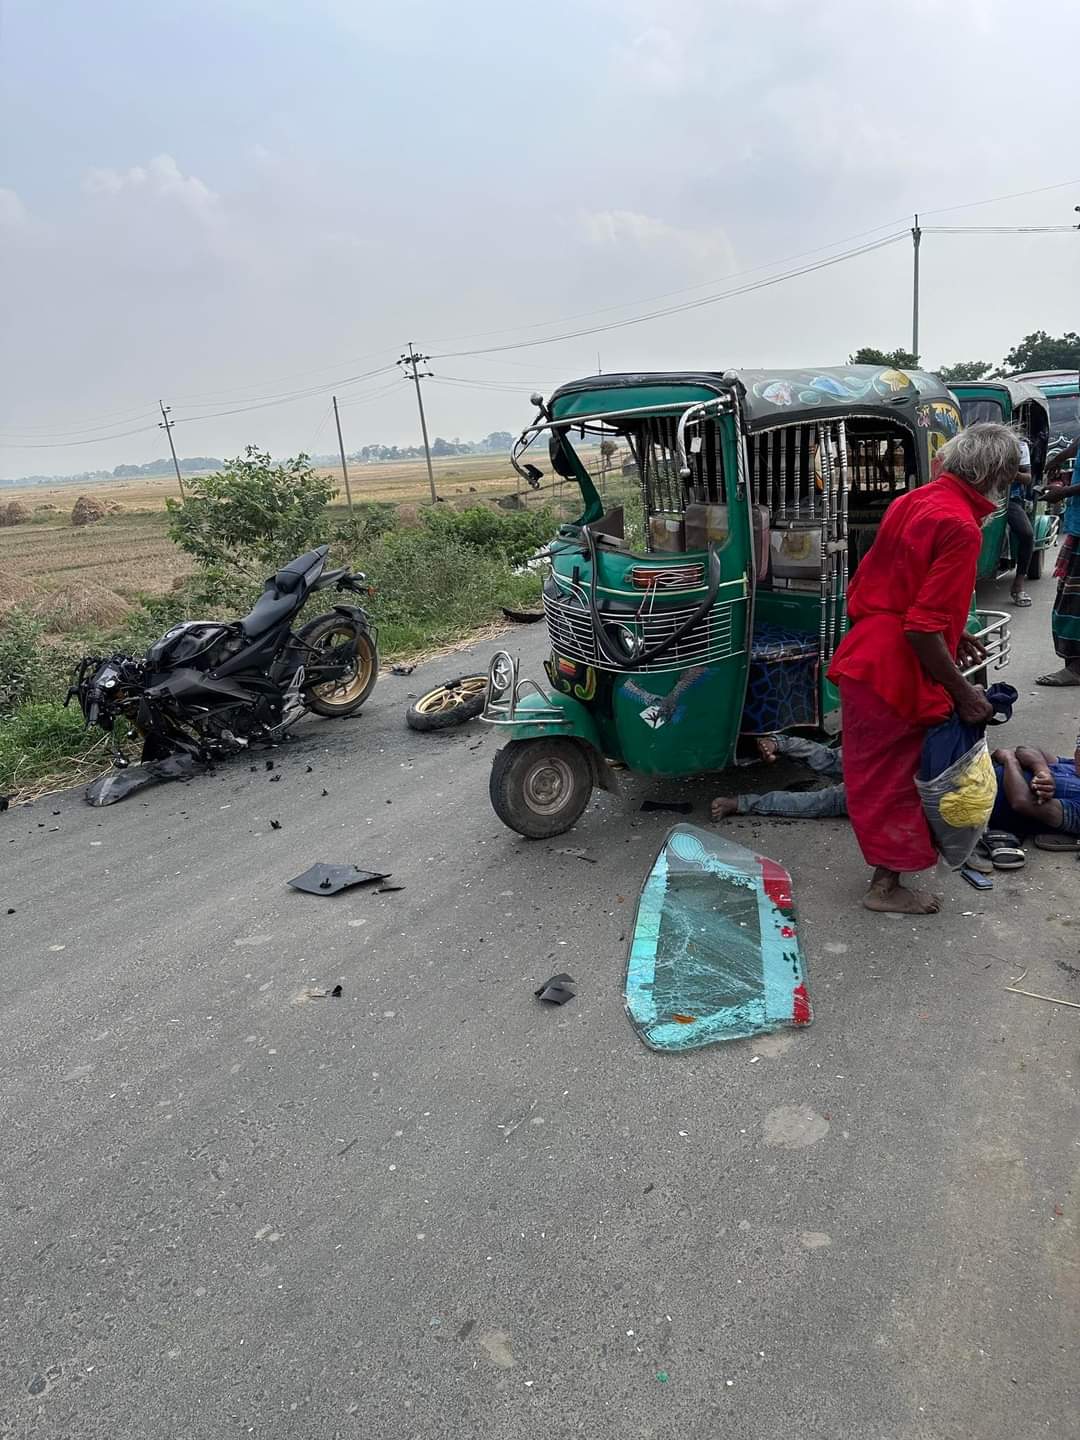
979,831 -> 1026,870
1033,832 -> 1080,852
1011,591 -> 1033,607
1036,669 -> 1080,686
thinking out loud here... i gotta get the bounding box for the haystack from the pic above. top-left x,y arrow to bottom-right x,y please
4,500 -> 31,526
34,502 -> 59,512
0,568 -> 35,617
71,494 -> 107,526
29,583 -> 132,633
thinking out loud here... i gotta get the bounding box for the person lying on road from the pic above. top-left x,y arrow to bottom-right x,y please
711,734 -> 1080,863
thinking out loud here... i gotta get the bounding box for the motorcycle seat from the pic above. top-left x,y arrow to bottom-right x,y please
238,589 -> 300,638
272,546 -> 328,593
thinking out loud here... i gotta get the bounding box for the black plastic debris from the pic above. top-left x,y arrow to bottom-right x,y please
265,760 -> 275,771
501,606 -> 544,624
85,754 -> 207,807
330,984 -> 343,998
288,863 -> 389,896
0,796 -> 9,813
554,846 -> 596,863
270,820 -> 282,831
305,764 -> 313,773
640,799 -> 693,815
269,774 -> 281,783
390,664 -> 416,676
377,883 -> 405,893
535,972 -> 577,1005
321,789 -> 329,797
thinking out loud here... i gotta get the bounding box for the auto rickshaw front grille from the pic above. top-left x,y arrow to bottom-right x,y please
542,590 -> 740,673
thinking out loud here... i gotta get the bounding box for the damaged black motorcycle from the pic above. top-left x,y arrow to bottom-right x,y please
68,545 -> 378,775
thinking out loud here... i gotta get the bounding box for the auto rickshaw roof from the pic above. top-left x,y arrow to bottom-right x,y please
949,377 -> 1050,415
547,365 -> 956,432
1009,370 -> 1080,394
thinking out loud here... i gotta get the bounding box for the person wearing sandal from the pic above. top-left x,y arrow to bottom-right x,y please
1006,437 -> 1035,608
1037,438 -> 1080,686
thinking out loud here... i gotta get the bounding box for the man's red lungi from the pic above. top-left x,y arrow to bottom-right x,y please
838,678 -> 937,873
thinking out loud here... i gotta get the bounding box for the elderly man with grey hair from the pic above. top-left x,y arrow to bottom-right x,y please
827,421 -> 1023,916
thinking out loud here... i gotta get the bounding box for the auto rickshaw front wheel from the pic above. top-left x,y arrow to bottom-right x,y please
489,738 -> 594,839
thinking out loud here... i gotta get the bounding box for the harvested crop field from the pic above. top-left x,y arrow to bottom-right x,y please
0,511 -> 191,603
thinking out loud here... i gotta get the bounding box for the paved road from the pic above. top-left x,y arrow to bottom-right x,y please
2,583 -> 1077,1440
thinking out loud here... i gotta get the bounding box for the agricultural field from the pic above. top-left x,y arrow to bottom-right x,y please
0,449 -> 615,614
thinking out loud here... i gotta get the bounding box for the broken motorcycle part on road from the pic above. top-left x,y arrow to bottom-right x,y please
625,825 -> 812,1051
288,863 -> 390,896
406,675 -> 488,733
534,972 -> 577,1005
85,754 -> 208,807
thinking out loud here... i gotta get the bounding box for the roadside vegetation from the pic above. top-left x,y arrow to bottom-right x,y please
0,447 -> 560,797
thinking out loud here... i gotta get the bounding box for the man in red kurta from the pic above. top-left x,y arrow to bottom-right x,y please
828,422 -> 1021,914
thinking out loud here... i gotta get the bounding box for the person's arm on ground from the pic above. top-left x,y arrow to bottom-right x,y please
997,749 -> 1063,828
1013,746 -> 1057,802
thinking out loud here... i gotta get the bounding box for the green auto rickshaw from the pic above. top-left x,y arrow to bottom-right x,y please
950,378 -> 1057,581
483,365 -> 1011,839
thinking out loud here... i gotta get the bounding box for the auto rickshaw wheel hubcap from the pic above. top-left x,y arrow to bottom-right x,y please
524,756 -> 574,814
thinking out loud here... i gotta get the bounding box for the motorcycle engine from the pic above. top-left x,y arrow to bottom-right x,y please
146,621 -> 244,672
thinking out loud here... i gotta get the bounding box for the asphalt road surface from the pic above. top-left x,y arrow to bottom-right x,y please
2,580 -> 1077,1440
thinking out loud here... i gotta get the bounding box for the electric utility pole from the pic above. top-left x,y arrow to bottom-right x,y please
158,400 -> 186,500
397,343 -> 437,503
331,395 -> 355,517
911,213 -> 921,364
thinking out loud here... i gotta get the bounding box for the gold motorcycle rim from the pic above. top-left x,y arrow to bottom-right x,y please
414,676 -> 487,716
310,629 -> 373,706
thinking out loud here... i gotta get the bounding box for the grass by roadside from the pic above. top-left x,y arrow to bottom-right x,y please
0,505 -> 555,800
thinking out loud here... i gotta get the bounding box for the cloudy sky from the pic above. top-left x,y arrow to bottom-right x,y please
1,0 -> 1078,478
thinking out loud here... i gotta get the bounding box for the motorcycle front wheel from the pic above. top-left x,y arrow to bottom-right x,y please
300,615 -> 378,717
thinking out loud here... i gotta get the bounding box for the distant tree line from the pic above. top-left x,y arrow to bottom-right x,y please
849,331 -> 1080,383
350,431 -> 514,463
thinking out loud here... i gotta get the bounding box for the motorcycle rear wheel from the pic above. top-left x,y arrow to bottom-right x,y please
301,616 -> 378,717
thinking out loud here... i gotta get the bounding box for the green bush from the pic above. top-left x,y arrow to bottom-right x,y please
0,609 -> 50,710
418,505 -> 556,567
166,447 -> 336,580
364,528 -> 541,654
0,702 -> 102,791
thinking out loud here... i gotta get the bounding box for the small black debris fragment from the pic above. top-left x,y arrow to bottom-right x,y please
534,972 -> 576,1006
269,774 -> 281,783
0,796 -> 10,813
322,789 -> 329,797
270,820 -> 282,831
377,884 -> 405,893
640,799 -> 693,815
330,984 -> 343,998
288,863 -> 389,896
305,764 -> 313,773
553,846 -> 596,863
6,908 -> 14,915
265,760 -> 275,771
390,664 -> 416,676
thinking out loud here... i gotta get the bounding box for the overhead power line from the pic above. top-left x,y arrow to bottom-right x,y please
430,230 -> 910,359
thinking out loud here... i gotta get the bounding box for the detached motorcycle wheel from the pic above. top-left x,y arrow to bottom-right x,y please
489,738 -> 593,839
301,616 -> 378,717
405,674 -> 487,732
